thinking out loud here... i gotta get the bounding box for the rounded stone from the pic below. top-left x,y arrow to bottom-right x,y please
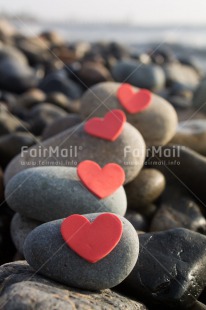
112,60 -> 165,91
125,169 -> 166,209
164,62 -> 200,88
23,213 -> 139,290
76,61 -> 113,87
42,114 -> 82,140
11,213 -> 41,255
0,132 -> 36,169
80,82 -> 177,146
171,120 -> 206,155
4,121 -> 146,185
125,211 -> 148,231
28,103 -> 68,136
6,166 -> 127,222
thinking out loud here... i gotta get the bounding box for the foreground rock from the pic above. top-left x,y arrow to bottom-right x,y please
4,121 -> 146,185
0,261 -> 147,310
24,214 -> 138,290
121,228 -> 206,309
6,167 -> 127,222
80,82 -> 177,146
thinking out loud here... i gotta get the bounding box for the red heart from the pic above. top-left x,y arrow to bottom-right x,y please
117,83 -> 152,114
77,160 -> 125,199
84,109 -> 126,141
61,213 -> 123,263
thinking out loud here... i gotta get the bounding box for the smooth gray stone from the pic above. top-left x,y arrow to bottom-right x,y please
24,213 -> 139,290
4,121 -> 146,185
6,167 -> 127,222
80,82 -> 177,146
11,213 -> 41,254
0,261 -> 147,310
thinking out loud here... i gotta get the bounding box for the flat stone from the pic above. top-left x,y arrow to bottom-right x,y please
11,213 -> 41,255
121,228 -> 206,309
4,121 -> 146,185
0,261 -> 148,310
80,82 -> 177,146
23,213 -> 139,290
6,166 -> 127,222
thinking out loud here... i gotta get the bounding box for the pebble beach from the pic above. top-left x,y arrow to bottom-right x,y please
1,17 -> 206,310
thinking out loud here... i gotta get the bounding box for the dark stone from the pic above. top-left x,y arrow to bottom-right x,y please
28,103 -> 68,135
125,211 -> 148,231
39,71 -> 84,99
121,228 -> 206,309
146,145 -> 206,205
112,60 -> 165,91
0,132 -> 36,168
0,46 -> 37,93
42,114 -> 82,140
0,261 -> 147,310
150,187 -> 206,233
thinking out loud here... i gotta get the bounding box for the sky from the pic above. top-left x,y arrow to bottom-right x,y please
1,0 -> 206,25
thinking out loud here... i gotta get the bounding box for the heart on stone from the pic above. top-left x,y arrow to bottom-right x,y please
77,160 -> 125,199
117,83 -> 152,114
84,109 -> 126,141
61,213 -> 123,263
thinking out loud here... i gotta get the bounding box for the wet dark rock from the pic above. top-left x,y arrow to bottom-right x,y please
121,228 -> 206,309
0,261 -> 147,310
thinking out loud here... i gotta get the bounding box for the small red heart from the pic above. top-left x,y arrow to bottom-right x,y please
77,160 -> 125,199
84,109 -> 126,141
117,83 -> 152,114
61,213 -> 123,263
